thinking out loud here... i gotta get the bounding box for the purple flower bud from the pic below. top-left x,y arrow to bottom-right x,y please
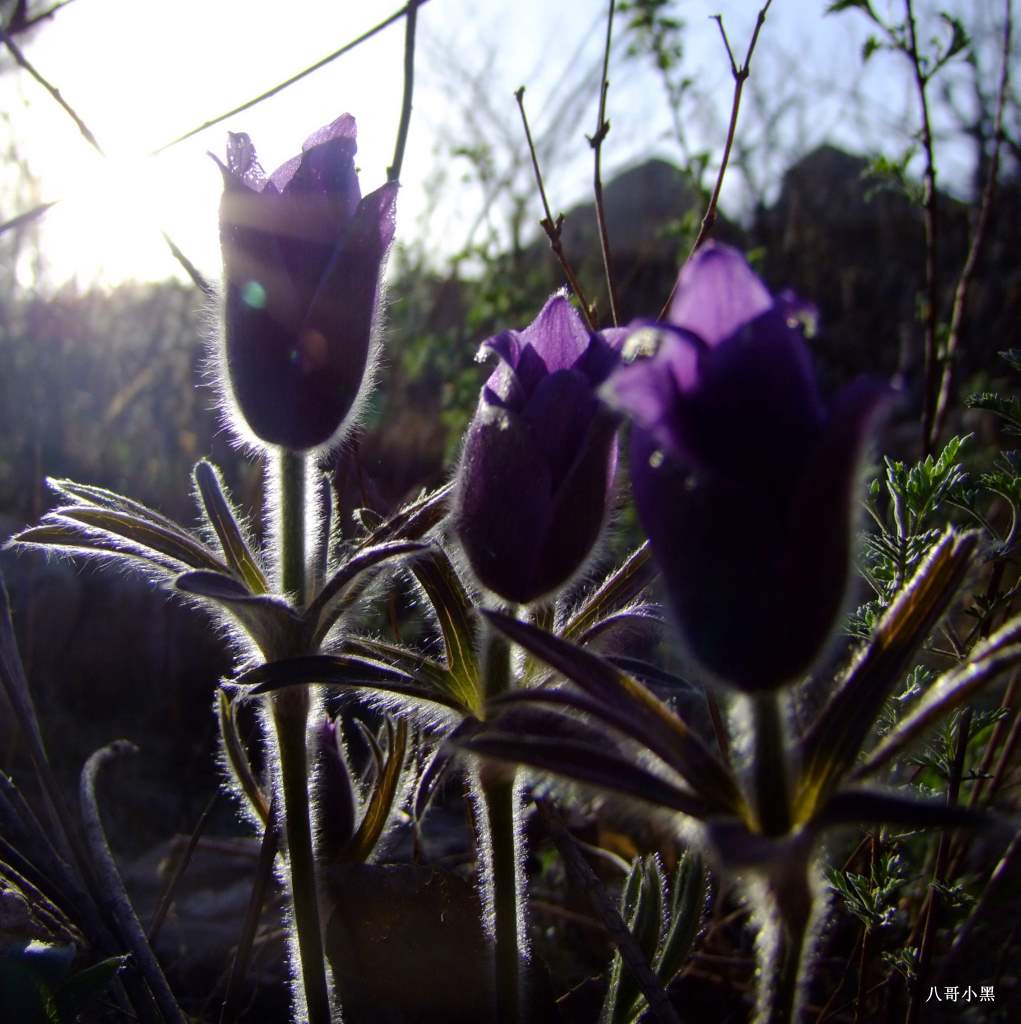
311,714 -> 357,860
217,115 -> 397,451
455,294 -> 621,605
605,244 -> 890,692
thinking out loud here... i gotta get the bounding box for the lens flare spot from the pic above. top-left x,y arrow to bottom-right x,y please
298,328 -> 329,371
241,280 -> 267,309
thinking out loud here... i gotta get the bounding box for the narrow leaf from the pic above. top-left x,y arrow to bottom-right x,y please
307,541 -> 426,643
217,688 -> 270,826
561,543 -> 657,641
483,610 -> 739,813
364,482 -> 452,544
819,788 -> 986,830
797,529 -> 979,819
11,519 -> 176,574
48,478 -> 196,537
575,604 -> 665,646
193,460 -> 268,594
656,853 -> 705,985
461,731 -> 711,818
345,719 -> 409,862
343,636 -> 451,694
413,550 -> 483,715
239,654 -> 464,713
176,571 -> 299,655
856,621 -> 1021,778
58,507 -> 227,572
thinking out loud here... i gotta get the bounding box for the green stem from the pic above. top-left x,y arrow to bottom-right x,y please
272,448 -> 332,1024
482,772 -> 523,1024
480,624 -> 523,1023
278,449 -> 307,602
758,861 -> 814,1024
750,692 -> 791,837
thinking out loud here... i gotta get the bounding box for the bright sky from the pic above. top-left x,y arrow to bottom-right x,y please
0,0 -> 1000,290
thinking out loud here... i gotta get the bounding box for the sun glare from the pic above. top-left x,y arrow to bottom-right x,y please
24,142 -> 221,291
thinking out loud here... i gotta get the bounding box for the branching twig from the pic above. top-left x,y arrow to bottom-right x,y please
929,0 -> 1013,447
589,0 -> 619,326
514,87 -> 596,330
659,1 -> 773,320
902,0 -> 942,454
81,741 -> 187,1024
152,1 -> 431,156
388,0 -> 421,182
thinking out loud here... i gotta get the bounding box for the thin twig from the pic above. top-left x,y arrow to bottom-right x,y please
0,25 -> 101,150
906,708 -> 971,1024
903,0 -> 942,454
589,0 -> 619,326
0,199 -> 60,237
160,230 -> 213,296
18,0 -> 78,33
220,809 -> 279,1024
942,827 -> 1021,978
929,0 -> 1013,447
514,87 -> 596,329
537,798 -> 680,1024
658,2 -> 773,320
152,1 -> 431,156
388,0 -> 420,182
0,575 -> 85,874
81,741 -> 186,1024
147,793 -> 219,944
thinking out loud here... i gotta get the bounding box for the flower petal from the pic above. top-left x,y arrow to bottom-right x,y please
668,243 -> 773,346
520,292 -> 591,371
455,405 -> 551,604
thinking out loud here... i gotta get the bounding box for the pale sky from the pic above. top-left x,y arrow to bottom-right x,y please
0,0 -> 1002,290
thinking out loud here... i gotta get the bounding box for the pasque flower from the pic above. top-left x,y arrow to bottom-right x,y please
606,244 -> 889,691
455,294 -> 621,605
217,115 -> 397,451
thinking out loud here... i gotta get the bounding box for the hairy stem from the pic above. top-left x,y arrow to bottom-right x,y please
750,692 -> 791,838
272,448 -> 332,1024
480,625 -> 524,1023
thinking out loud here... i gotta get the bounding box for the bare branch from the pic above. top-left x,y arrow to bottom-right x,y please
152,1 -> 430,156
659,1 -> 774,319
515,86 -> 596,329
388,0 -> 421,183
930,0 -> 1013,446
589,0 -> 619,326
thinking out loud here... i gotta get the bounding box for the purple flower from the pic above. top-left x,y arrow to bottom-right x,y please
606,244 -> 889,691
455,294 -> 621,605
217,115 -> 397,451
